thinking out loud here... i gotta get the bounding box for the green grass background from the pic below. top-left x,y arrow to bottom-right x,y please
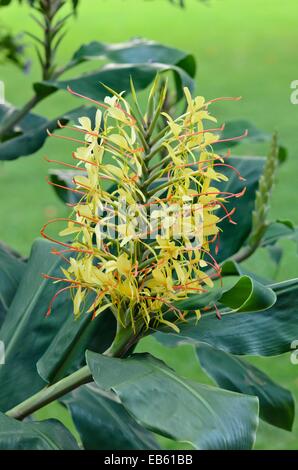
0,0 -> 298,450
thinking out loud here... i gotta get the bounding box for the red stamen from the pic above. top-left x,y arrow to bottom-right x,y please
40,218 -> 94,254
215,129 -> 248,144
214,303 -> 222,320
206,199 -> 237,224
57,120 -> 100,138
45,286 -> 73,317
215,232 -> 220,255
42,273 -> 82,285
50,248 -> 71,264
46,178 -> 85,195
200,248 -> 222,277
46,129 -> 88,145
177,124 -> 225,140
45,156 -> 85,171
67,86 -> 136,125
67,86 -> 110,108
206,96 -> 242,105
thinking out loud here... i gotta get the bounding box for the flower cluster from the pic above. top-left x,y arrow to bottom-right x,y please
42,78 -> 246,332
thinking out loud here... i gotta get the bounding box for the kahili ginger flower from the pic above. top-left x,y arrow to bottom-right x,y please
41,77 -> 246,335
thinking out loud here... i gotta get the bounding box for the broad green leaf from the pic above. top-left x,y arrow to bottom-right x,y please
0,243 -> 26,326
0,39 -> 195,160
0,105 -> 96,161
37,309 -> 116,384
63,383 -> 159,450
196,342 -> 295,431
173,287 -> 223,311
219,275 -> 276,312
259,220 -> 298,264
35,39 -> 195,100
0,115 -> 56,160
210,156 -> 265,262
87,351 -> 259,450
155,279 -> 298,356
0,239 -> 72,411
261,220 -> 295,246
0,103 -> 47,139
70,39 -> 196,79
267,244 -> 283,266
0,412 -> 79,450
173,275 -> 276,312
34,62 -> 194,102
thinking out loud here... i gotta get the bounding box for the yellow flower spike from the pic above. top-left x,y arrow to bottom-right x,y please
43,78 -> 245,334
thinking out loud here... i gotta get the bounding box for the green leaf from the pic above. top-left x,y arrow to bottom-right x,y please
173,287 -> 223,311
0,243 -> 26,326
267,245 -> 283,266
155,279 -> 298,356
0,40 -> 195,160
0,103 -> 47,139
70,39 -> 196,78
258,220 -> 297,266
0,412 -> 79,450
86,351 -> 259,450
37,309 -> 116,384
211,156 -> 265,262
196,342 -> 295,431
0,105 -> 96,161
173,275 -> 276,312
261,221 -> 295,246
63,383 -> 159,450
0,31 -> 27,70
34,62 -> 194,102
38,39 -> 195,101
219,275 -> 276,313
0,239 -> 73,411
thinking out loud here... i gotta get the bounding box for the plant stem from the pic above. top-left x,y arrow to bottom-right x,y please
6,324 -> 142,420
230,244 -> 255,264
6,366 -> 92,421
0,0 -> 66,139
5,327 -> 140,421
0,95 -> 41,139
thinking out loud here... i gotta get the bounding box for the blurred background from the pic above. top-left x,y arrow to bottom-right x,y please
0,0 -> 297,449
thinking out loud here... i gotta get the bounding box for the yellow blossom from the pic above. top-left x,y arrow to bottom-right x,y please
42,78 -> 245,333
